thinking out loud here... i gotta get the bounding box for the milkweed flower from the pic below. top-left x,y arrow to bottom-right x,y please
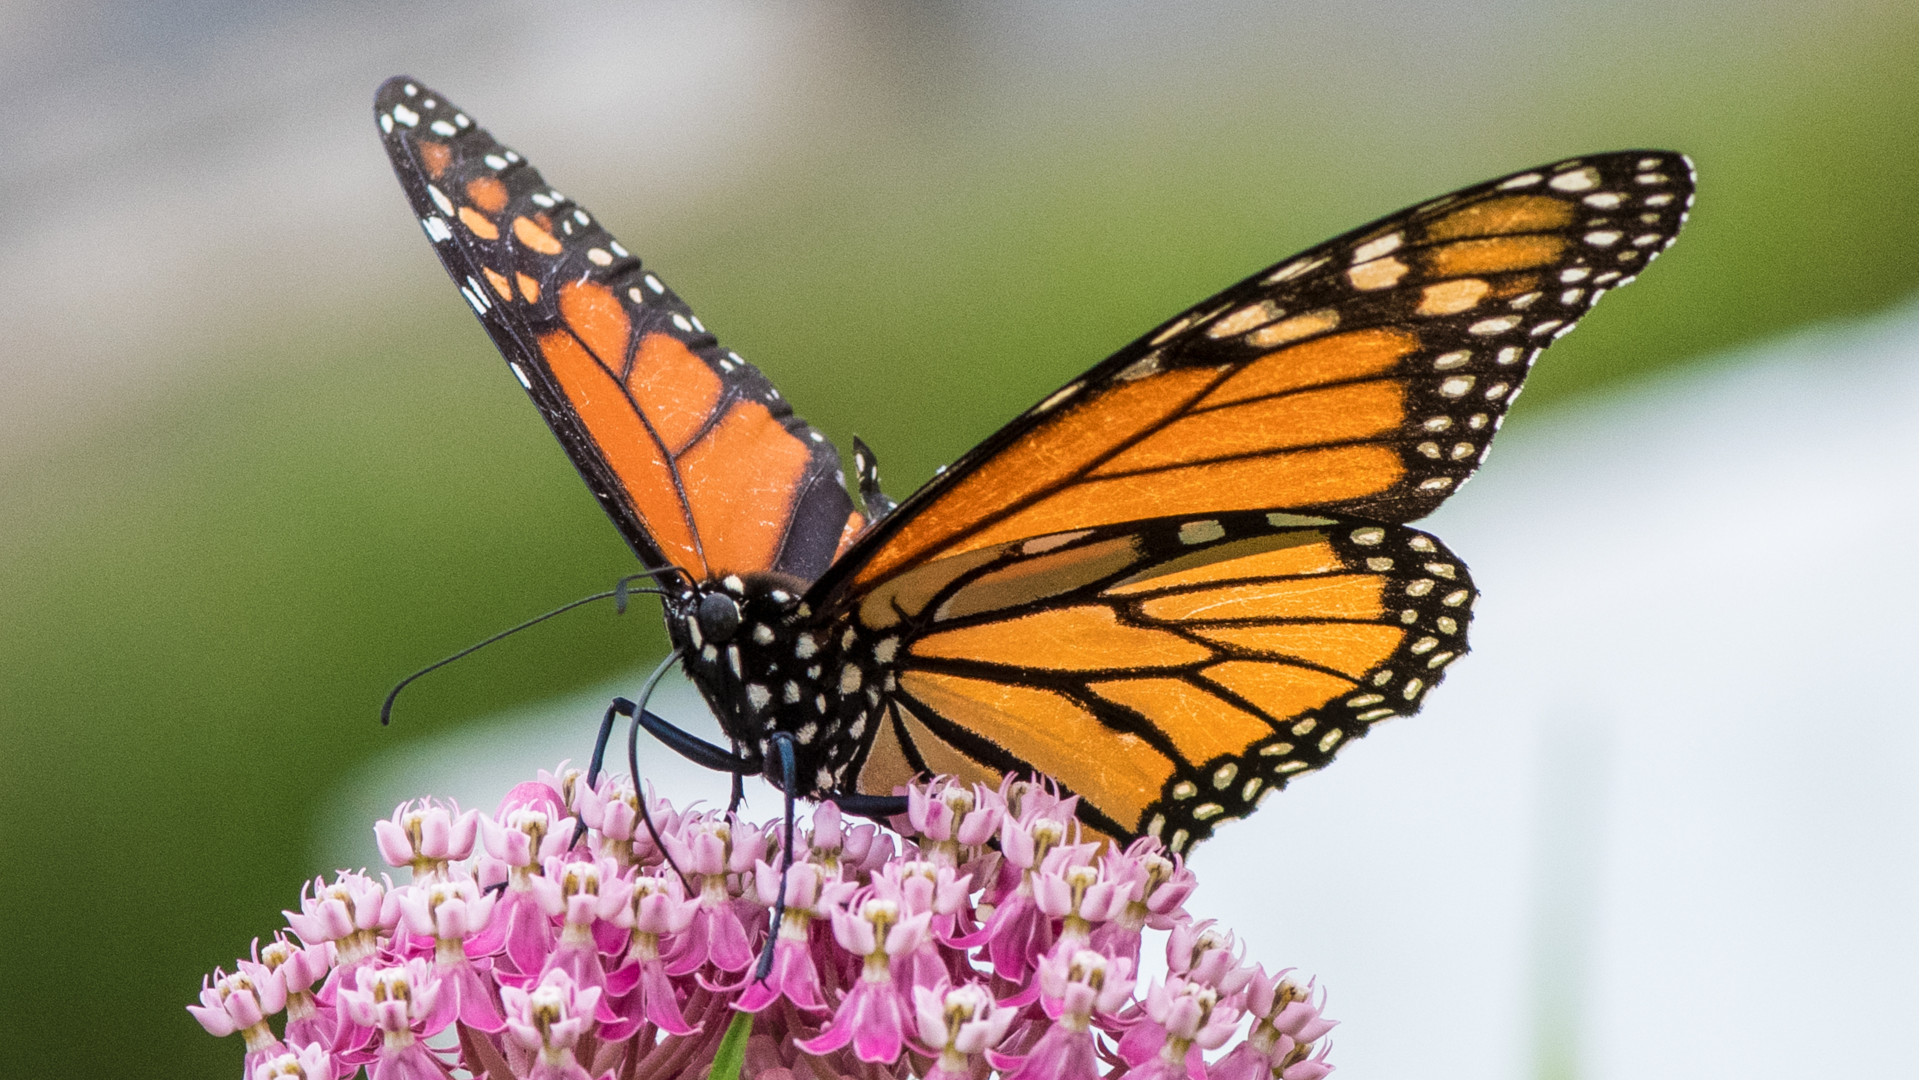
795,895 -> 930,1061
734,857 -> 853,1014
335,959 -> 450,1080
501,968 -> 603,1080
477,787 -> 575,979
255,934 -> 341,1052
996,947 -> 1135,1080
913,981 -> 1018,1080
394,877 -> 505,1033
660,814 -> 765,976
602,869 -> 701,1038
375,798 -> 478,884
193,770 -> 1336,1079
189,963 -> 287,1075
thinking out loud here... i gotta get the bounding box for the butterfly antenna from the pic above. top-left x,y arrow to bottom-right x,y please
380,584 -> 667,725
625,649 -> 694,892
613,563 -> 694,612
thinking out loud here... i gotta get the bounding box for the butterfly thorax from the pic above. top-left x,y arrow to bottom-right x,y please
667,573 -> 887,797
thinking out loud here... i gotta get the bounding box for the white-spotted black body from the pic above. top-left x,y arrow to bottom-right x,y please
667,573 -> 885,797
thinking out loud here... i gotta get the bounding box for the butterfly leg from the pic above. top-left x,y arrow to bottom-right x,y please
754,731 -> 800,981
577,649 -> 748,885
586,651 -> 705,787
829,792 -> 910,821
573,695 -> 633,849
851,436 -> 898,522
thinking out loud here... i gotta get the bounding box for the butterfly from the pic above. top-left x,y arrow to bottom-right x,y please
376,76 -> 1691,854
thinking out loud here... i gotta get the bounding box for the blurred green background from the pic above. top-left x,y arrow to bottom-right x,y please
0,1 -> 1911,1076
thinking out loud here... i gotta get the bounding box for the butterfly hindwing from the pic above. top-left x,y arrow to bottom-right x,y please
375,77 -> 860,583
841,510 -> 1474,851
821,151 -> 1693,597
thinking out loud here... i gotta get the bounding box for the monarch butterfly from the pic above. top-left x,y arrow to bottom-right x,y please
376,77 -> 1690,855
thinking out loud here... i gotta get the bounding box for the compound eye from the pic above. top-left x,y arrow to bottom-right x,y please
696,593 -> 742,644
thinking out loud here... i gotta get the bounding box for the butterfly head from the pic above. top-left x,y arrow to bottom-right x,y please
694,591 -> 743,646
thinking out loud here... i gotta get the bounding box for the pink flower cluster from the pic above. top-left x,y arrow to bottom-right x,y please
192,769 -> 1335,1080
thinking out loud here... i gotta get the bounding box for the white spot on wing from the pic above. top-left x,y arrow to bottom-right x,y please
1549,167 -> 1599,191
1177,520 -> 1226,545
1351,232 -> 1403,263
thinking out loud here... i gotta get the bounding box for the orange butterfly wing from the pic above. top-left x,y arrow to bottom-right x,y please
813,152 -> 1691,847
818,152 -> 1694,598
840,511 -> 1474,851
376,77 -> 861,584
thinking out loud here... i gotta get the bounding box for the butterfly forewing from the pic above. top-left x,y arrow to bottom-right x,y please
375,77 -> 860,584
839,510 -> 1474,851
821,152 -> 1693,596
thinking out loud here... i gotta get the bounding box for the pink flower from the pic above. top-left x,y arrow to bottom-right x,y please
603,870 -> 701,1038
1167,920 -> 1252,995
839,812 -> 897,880
574,776 -> 678,868
194,769 -> 1337,1080
995,948 -> 1135,1080
1212,969 -> 1339,1080
871,859 -> 972,992
394,878 -> 506,1033
335,959 -> 453,1080
911,982 -> 1016,1080
375,798 -> 479,883
903,778 -> 1003,870
188,964 -> 286,1073
968,797 -> 1079,982
1092,840 -> 1196,961
249,1041 -> 335,1080
253,933 -> 341,1053
1034,858 -> 1128,956
735,858 -> 853,1014
1116,975 -> 1244,1080
478,798 -> 576,979
530,855 -> 631,997
659,815 -> 765,976
796,896 -> 930,1062
284,871 -> 399,975
501,968 -> 603,1080
1281,1040 -> 1337,1080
